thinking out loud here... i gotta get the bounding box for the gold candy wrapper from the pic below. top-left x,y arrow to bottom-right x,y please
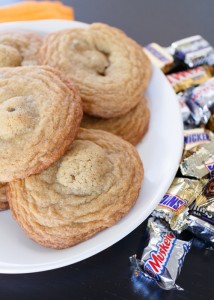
181,130 -> 214,178
152,178 -> 204,232
143,43 -> 174,73
180,141 -> 214,179
166,66 -> 212,93
184,128 -> 213,151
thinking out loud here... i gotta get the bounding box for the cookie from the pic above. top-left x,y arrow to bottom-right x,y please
40,23 -> 151,118
0,66 -> 82,182
8,128 -> 143,249
0,183 -> 8,211
81,98 -> 150,145
0,31 -> 42,67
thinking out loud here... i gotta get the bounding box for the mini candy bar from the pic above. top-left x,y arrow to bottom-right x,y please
184,128 -> 213,150
189,49 -> 214,67
188,77 -> 214,112
143,43 -> 174,73
166,66 -> 211,93
195,177 -> 214,211
180,140 -> 214,179
171,35 -> 213,68
187,177 -> 214,244
152,178 -> 204,232
186,97 -> 211,126
187,215 -> 214,245
130,217 -> 192,290
177,92 -> 191,122
189,188 -> 214,226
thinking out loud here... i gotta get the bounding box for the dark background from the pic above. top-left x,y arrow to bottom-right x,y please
0,1 -> 214,300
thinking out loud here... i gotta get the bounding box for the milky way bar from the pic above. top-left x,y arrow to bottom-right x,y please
144,43 -> 174,73
171,35 -> 213,68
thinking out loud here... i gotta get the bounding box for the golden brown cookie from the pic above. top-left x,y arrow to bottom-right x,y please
8,128 -> 143,249
0,183 -> 8,211
0,31 -> 42,67
0,66 -> 82,182
40,23 -> 151,118
81,98 -> 150,145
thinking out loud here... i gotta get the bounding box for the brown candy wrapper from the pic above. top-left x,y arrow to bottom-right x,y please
206,115 -> 214,132
152,178 -> 204,232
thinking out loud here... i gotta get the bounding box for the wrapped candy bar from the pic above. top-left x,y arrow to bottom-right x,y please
151,178 -> 204,232
171,35 -> 213,68
177,92 -> 192,122
180,130 -> 214,178
184,128 -> 212,150
188,77 -> 214,112
143,43 -> 174,73
187,215 -> 214,245
166,66 -> 211,93
130,217 -> 192,290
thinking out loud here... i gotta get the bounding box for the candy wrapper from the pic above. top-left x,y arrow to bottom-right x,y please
187,215 -> 214,245
167,66 -> 211,93
188,77 -> 214,112
177,92 -> 191,122
186,175 -> 214,245
130,217 -> 192,290
152,178 -> 204,232
180,130 -> 214,178
206,115 -> 214,132
189,189 -> 213,226
143,43 -> 174,73
183,128 -> 213,150
171,35 -> 213,68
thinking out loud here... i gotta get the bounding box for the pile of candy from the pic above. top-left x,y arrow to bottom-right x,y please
130,36 -> 214,290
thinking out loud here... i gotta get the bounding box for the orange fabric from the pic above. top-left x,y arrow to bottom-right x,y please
0,1 -> 74,22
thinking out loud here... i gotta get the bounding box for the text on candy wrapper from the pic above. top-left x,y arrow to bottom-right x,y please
144,232 -> 176,278
159,193 -> 186,211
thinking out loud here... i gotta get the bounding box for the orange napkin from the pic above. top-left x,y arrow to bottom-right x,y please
0,1 -> 74,22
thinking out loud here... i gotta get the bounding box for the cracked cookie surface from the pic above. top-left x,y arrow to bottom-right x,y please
40,23 -> 151,118
0,66 -> 82,182
81,98 -> 150,145
0,31 -> 42,67
8,128 -> 143,249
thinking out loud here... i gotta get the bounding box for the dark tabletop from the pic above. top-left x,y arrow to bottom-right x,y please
0,1 -> 214,300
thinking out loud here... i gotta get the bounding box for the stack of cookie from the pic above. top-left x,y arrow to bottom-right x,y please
40,23 -> 151,145
0,23 -> 151,249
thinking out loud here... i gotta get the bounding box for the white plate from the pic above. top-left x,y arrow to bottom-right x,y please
0,20 -> 183,274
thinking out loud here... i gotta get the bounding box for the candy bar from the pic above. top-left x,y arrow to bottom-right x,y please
166,66 -> 211,93
171,35 -> 213,68
144,43 -> 174,73
130,217 -> 192,290
152,178 -> 204,232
